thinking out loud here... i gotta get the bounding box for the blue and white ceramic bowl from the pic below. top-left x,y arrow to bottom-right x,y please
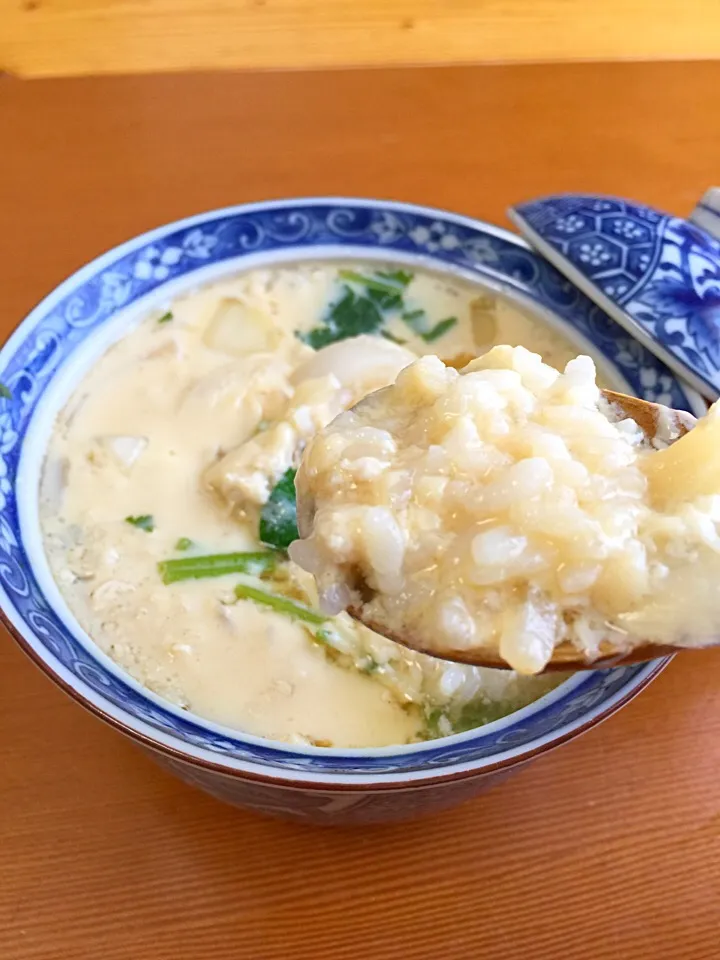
0,199 -> 705,824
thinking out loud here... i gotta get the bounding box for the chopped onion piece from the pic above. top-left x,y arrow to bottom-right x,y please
99,435 -> 148,469
291,335 -> 416,395
203,299 -> 280,356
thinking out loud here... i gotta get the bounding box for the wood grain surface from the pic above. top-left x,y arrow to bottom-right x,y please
4,0 -> 720,78
1,62 -> 720,960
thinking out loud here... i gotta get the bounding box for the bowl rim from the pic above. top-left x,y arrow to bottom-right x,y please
4,607 -> 671,790
0,195 -> 685,787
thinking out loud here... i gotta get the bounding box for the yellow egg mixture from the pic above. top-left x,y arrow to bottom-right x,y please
41,263 -> 574,746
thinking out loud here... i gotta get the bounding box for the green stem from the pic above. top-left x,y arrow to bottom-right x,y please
234,583 -> 327,625
158,551 -> 277,585
421,316 -> 458,343
338,270 -> 406,296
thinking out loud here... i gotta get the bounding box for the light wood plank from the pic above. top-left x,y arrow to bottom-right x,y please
3,0 -> 720,78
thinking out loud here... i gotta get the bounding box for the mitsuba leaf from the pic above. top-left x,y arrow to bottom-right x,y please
259,468 -> 299,550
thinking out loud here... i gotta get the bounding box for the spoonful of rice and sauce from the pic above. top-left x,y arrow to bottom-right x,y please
290,345 -> 719,674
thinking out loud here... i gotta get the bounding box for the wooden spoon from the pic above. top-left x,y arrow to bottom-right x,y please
301,389 -> 701,673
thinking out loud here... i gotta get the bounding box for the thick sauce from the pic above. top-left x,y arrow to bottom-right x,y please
41,264 -> 573,746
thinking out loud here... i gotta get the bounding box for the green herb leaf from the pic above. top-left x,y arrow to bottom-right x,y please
158,550 -> 277,585
300,287 -> 385,349
125,514 -> 155,532
380,330 -> 407,345
421,316 -> 458,343
259,468 -> 299,550
337,268 -> 412,311
300,269 -> 415,347
174,537 -> 194,551
157,311 -> 174,324
367,286 -> 403,311
0,383 -> 12,400
375,269 -> 413,287
234,583 -> 327,625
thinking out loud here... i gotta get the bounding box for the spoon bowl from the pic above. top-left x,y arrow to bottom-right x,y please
349,608 -> 684,671
302,388 -> 702,673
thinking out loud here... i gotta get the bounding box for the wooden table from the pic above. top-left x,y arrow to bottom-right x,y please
2,62 -> 720,960
3,0 -> 720,77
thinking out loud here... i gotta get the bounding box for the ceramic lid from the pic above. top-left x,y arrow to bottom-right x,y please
509,192 -> 720,401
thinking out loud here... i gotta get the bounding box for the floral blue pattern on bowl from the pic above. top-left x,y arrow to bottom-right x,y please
0,199 -> 699,790
509,193 -> 720,401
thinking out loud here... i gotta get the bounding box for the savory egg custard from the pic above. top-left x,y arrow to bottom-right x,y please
41,263 -> 577,746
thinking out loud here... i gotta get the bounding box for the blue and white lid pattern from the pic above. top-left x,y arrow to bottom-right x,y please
510,193 -> 720,401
